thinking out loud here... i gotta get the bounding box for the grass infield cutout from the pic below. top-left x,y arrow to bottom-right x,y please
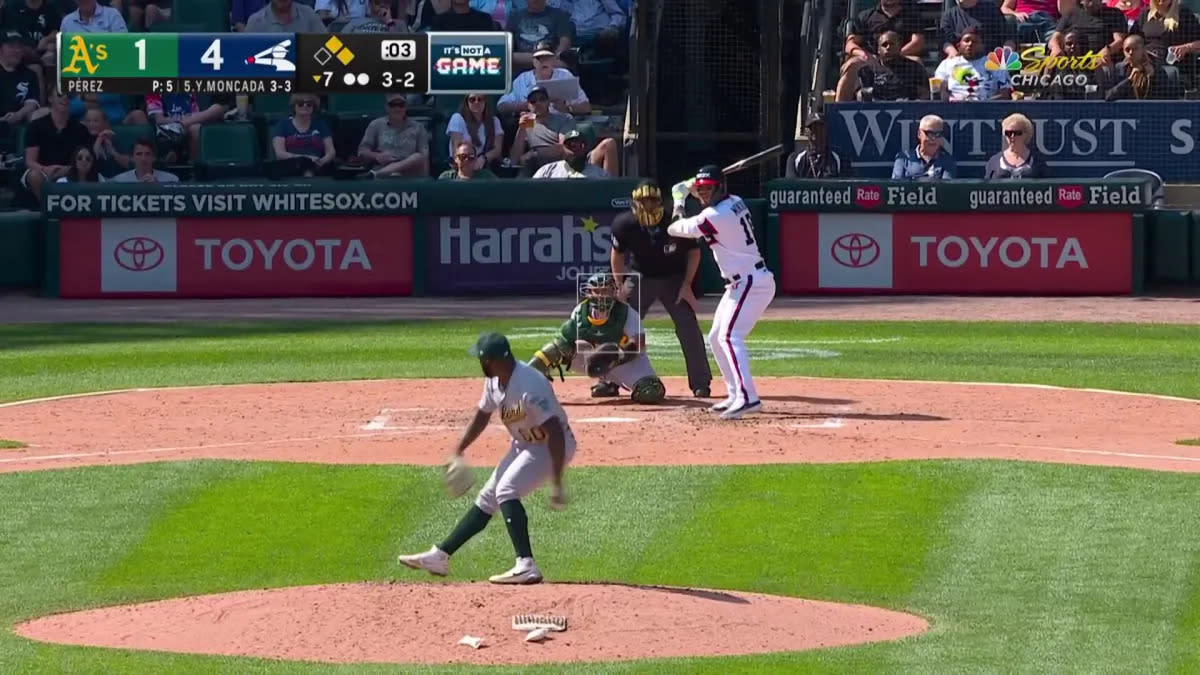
0,439 -> 27,450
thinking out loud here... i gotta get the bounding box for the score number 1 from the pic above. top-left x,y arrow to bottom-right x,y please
132,37 -> 224,69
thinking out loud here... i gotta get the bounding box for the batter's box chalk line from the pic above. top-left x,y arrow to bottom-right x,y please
502,329 -> 901,361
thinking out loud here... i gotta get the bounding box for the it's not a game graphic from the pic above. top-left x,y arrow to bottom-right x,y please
428,32 -> 511,94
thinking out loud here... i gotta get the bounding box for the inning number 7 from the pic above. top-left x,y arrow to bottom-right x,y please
739,212 -> 755,246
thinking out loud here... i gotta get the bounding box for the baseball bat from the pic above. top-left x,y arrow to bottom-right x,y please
723,143 -> 786,175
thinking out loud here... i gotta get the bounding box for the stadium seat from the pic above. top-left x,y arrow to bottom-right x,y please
573,119 -> 598,149
253,95 -> 292,124
195,123 -> 261,180
169,0 -> 231,31
327,94 -> 385,119
110,124 -> 154,154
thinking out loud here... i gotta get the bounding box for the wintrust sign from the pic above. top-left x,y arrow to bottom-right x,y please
777,212 -> 1131,294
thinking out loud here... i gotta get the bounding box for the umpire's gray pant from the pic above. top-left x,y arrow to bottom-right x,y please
624,273 -> 712,392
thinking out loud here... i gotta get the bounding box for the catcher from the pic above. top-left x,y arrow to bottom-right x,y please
528,273 -> 667,404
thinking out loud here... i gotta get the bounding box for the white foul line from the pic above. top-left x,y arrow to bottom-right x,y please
791,418 -> 844,429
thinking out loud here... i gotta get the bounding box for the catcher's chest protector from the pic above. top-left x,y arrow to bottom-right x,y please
574,302 -> 629,345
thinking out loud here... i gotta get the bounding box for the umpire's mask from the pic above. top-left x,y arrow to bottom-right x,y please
631,180 -> 664,227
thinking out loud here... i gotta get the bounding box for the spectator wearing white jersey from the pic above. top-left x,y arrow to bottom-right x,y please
497,40 -> 590,116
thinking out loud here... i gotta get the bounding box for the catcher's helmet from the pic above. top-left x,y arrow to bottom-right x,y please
631,179 -> 664,226
581,273 -> 617,316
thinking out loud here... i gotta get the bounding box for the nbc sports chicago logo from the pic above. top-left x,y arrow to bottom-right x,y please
985,46 -> 1102,88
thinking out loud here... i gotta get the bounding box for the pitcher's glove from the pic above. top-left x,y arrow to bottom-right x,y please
586,342 -> 627,378
444,456 -> 474,498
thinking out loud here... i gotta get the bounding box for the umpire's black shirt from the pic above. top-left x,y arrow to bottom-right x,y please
610,211 -> 697,279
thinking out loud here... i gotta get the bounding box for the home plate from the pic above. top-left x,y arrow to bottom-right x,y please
577,417 -> 640,423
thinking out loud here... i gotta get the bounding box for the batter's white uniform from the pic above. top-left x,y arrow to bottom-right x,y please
668,194 -> 776,408
475,362 -> 577,514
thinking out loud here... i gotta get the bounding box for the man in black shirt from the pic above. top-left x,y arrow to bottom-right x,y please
785,113 -> 852,178
0,30 -> 40,124
4,0 -> 60,90
1049,0 -> 1128,62
838,1 -> 926,101
609,180 -> 712,398
430,0 -> 497,31
22,87 -> 89,204
940,0 -> 1011,56
853,30 -> 929,100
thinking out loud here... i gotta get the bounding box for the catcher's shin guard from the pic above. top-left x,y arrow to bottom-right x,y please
630,376 -> 666,404
530,341 -> 573,380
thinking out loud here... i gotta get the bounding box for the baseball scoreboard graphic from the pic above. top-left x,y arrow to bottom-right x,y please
57,32 -> 511,95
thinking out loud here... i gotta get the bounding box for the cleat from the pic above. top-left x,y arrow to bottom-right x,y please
710,399 -> 734,412
719,400 -> 762,420
488,558 -> 544,585
397,546 -> 450,576
693,387 -> 711,398
591,381 -> 620,398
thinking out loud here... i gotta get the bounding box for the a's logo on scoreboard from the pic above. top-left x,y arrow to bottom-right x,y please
61,34 -> 107,75
427,32 -> 510,95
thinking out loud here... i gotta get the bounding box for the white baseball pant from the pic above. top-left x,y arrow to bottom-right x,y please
708,269 -> 776,406
475,433 -> 577,514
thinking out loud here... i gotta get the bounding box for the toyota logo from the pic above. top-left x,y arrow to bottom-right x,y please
114,237 -> 164,271
831,233 -> 880,268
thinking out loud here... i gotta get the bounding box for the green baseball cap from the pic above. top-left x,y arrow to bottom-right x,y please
469,331 -> 513,360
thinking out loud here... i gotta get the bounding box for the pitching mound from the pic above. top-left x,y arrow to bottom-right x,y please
14,582 -> 928,665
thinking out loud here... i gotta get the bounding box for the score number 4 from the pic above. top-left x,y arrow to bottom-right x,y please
132,38 -> 223,70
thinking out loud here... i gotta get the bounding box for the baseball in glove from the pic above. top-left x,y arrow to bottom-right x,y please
444,456 -> 474,498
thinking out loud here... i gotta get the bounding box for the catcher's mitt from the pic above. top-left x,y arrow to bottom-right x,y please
444,456 -> 474,498
585,342 -> 624,378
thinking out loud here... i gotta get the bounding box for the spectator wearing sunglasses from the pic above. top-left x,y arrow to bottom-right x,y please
357,92 -> 430,177
269,94 -> 337,178
892,114 -> 957,180
439,141 -> 497,179
984,113 -> 1046,178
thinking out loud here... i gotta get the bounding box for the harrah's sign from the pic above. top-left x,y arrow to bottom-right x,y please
826,101 -> 1200,180
428,212 -> 619,294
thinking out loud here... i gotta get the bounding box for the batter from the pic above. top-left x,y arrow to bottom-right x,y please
668,165 -> 777,420
528,273 -> 667,404
397,332 -> 575,585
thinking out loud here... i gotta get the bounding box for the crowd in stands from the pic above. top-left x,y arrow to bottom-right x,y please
835,0 -> 1200,103
0,0 -> 634,209
784,0 -> 1198,179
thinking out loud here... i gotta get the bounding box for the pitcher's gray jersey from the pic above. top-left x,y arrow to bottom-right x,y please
479,362 -> 571,448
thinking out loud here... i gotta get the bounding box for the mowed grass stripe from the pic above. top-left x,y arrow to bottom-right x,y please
648,462 -> 969,606
97,464 -> 440,596
2,321 -> 1200,403
901,461 -> 1200,673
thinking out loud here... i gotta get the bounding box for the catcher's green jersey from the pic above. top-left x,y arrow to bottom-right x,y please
556,300 -> 641,348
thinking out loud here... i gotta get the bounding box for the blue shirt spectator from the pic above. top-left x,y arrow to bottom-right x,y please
60,0 -> 127,32
231,0 -> 268,30
892,148 -> 957,180
272,113 -> 333,158
69,93 -> 127,125
892,115 -> 956,180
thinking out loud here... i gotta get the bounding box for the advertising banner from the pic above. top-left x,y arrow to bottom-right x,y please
779,211 -> 1132,294
59,216 -> 413,298
44,182 -> 419,217
425,211 -> 621,294
767,180 -> 1146,212
826,101 -> 1200,180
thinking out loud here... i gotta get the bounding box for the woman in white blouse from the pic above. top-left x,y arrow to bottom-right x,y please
445,93 -> 505,169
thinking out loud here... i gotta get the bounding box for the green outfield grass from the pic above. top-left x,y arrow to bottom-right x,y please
0,439 -> 26,449
2,319 -> 1200,674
